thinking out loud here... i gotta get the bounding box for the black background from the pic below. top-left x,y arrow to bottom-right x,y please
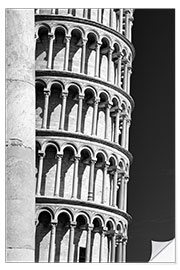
127,9 -> 175,262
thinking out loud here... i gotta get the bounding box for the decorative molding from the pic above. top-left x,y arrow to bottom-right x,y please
35,14 -> 135,59
36,129 -> 133,163
36,196 -> 132,223
36,70 -> 135,110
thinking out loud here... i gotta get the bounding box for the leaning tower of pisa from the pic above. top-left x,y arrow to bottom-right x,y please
35,8 -> 135,263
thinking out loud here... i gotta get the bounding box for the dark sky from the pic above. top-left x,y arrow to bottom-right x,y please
127,9 -> 175,262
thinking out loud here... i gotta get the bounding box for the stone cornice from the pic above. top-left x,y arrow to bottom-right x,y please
36,129 -> 133,163
35,14 -> 135,60
36,196 -> 132,223
36,70 -> 135,110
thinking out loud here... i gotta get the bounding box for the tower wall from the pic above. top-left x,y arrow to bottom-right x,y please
35,8 -> 135,263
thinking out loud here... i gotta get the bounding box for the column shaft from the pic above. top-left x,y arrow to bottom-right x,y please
101,164 -> 108,204
107,48 -> 113,81
119,9 -> 123,34
122,241 -> 127,262
112,169 -> 118,207
91,99 -> 99,135
123,61 -> 128,92
88,160 -> 95,201
47,34 -> 54,69
85,226 -> 93,262
105,104 -> 110,139
109,9 -> 113,27
59,93 -> 68,130
125,119 -> 130,150
71,157 -> 80,198
125,11 -> 130,39
116,241 -> 123,262
36,154 -> 44,195
48,223 -> 57,262
121,115 -> 127,148
95,43 -> 101,77
99,231 -> 105,262
68,224 -> 75,262
80,39 -> 87,73
115,109 -> 120,143
54,154 -> 63,196
42,89 -> 50,129
111,234 -> 116,262
63,36 -> 70,71
76,96 -> 84,132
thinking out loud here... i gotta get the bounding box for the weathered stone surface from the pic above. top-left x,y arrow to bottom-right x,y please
6,9 -> 35,262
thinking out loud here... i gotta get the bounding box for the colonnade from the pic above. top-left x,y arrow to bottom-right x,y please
36,148 -> 129,212
36,84 -> 131,149
35,211 -> 128,262
35,28 -> 132,91
35,8 -> 134,41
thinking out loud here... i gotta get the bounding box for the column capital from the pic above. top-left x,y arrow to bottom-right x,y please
48,32 -> 55,40
87,224 -> 94,230
94,97 -> 100,104
90,158 -> 97,164
65,35 -> 71,41
96,42 -> 102,48
128,65 -> 133,73
70,221 -> 77,228
82,38 -> 88,44
43,88 -> 51,96
124,9 -> 131,15
79,94 -> 85,100
74,155 -> 81,161
51,220 -> 58,226
62,91 -> 68,97
38,150 -> 45,157
56,153 -> 63,159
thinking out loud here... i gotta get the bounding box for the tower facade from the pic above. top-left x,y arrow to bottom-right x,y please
35,8 -> 135,262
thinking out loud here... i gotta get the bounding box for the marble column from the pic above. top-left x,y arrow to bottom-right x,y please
111,232 -> 116,262
99,228 -> 105,262
68,222 -> 76,262
125,118 -> 131,150
48,222 -> 57,262
76,95 -> 84,132
91,98 -> 100,135
107,48 -> 113,82
88,159 -> 96,201
121,114 -> 128,148
95,42 -> 101,77
6,9 -> 35,262
127,65 -> 132,95
85,225 -> 93,262
125,10 -> 130,39
112,168 -> 118,207
47,33 -> 55,69
36,151 -> 45,195
42,88 -> 50,129
63,35 -> 71,71
71,156 -> 80,198
119,9 -> 123,34
115,109 -> 120,143
54,153 -> 63,196
80,39 -> 87,73
101,162 -> 109,204
59,92 -> 68,130
105,103 -> 111,139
